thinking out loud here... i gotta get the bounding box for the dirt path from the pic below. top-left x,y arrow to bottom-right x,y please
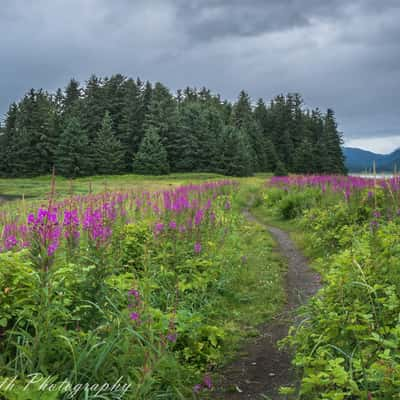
211,209 -> 321,399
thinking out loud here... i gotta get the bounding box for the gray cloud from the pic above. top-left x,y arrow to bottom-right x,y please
176,0 -> 350,41
0,0 -> 399,150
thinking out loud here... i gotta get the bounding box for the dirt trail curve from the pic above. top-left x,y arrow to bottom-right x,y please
212,208 -> 321,399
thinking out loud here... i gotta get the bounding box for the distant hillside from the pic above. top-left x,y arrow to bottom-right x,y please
343,147 -> 400,172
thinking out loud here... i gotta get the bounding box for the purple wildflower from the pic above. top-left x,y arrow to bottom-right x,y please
370,220 -> 379,231
210,212 -> 216,223
193,375 -> 213,394
130,312 -> 140,321
167,333 -> 177,343
154,222 -> 164,235
203,375 -> 213,390
169,220 -> 177,230
129,289 -> 140,299
194,242 -> 202,254
4,235 -> 18,250
194,209 -> 204,226
193,384 -> 202,394
27,213 -> 35,224
372,210 -> 381,218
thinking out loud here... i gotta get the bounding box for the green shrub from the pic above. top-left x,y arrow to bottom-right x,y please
276,189 -> 321,220
0,251 -> 37,331
118,222 -> 152,272
286,212 -> 400,398
174,310 -> 226,366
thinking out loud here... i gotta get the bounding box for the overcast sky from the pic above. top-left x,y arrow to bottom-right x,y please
1,0 -> 399,153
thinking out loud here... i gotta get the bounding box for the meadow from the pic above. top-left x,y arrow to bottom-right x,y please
0,173 -> 284,399
2,172 -> 400,399
254,174 -> 400,399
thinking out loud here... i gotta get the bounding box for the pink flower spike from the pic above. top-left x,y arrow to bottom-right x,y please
167,333 -> 177,343
154,222 -> 164,235
194,242 -> 202,254
169,221 -> 177,230
130,312 -> 140,321
203,375 -> 213,389
129,289 -> 140,299
193,384 -> 202,394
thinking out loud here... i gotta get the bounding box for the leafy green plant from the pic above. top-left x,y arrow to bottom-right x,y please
276,188 -> 321,220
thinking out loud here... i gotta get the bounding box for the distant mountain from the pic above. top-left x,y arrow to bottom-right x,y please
343,147 -> 400,172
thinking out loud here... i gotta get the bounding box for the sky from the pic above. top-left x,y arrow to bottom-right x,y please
1,0 -> 399,154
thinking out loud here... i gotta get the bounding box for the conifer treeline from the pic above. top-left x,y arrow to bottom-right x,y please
0,74 -> 346,177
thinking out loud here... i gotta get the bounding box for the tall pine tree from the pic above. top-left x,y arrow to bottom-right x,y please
143,82 -> 179,169
133,127 -> 169,175
219,126 -> 253,177
93,111 -> 125,175
55,117 -> 92,177
322,109 -> 346,173
119,78 -> 142,169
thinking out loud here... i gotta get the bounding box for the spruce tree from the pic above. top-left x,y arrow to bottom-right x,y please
53,88 -> 65,138
8,127 -> 38,176
254,98 -> 268,130
81,75 -> 106,140
309,108 -> 325,172
134,80 -> 153,157
36,91 -> 58,172
133,127 -> 169,175
293,138 -> 314,173
219,126 -> 253,177
64,78 -> 81,117
254,99 -> 278,171
232,90 -> 261,171
103,74 -> 127,140
174,102 -> 207,172
289,93 -> 304,150
269,96 -> 286,170
203,105 -> 225,172
0,133 -> 7,176
0,103 -> 18,176
9,90 -> 57,176
55,117 -> 92,177
119,78 -> 142,169
263,137 -> 278,171
93,112 -> 125,175
143,82 -> 179,169
323,109 -> 346,174
141,80 -> 153,116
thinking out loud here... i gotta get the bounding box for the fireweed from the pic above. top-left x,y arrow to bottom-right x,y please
0,179 -> 239,394
269,174 -> 400,225
265,175 -> 400,397
0,180 -> 237,257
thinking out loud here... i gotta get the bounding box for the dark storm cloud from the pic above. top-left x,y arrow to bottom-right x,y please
1,0 -> 400,150
175,0 -> 348,41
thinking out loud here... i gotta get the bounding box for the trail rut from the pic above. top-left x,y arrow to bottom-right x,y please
211,210 -> 321,399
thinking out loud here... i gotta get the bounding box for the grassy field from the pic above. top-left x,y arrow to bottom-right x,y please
0,173 -> 273,199
0,172 -> 283,399
3,172 -> 395,398
0,173 -> 227,199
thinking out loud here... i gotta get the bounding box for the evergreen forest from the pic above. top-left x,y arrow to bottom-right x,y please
0,74 -> 346,177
